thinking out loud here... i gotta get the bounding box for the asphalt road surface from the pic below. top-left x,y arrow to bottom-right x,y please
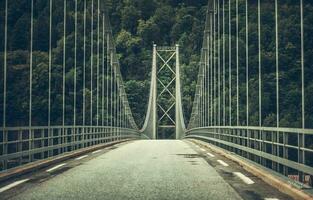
1,140 -> 293,200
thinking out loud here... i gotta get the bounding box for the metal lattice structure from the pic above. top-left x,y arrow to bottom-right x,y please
157,46 -> 177,135
141,45 -> 185,139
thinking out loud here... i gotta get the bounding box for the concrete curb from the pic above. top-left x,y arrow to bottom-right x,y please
0,139 -> 134,183
187,139 -> 313,200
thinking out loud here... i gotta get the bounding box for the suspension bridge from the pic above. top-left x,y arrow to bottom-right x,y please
0,0 -> 312,199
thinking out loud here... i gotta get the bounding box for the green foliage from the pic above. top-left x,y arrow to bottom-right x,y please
1,0 -> 313,130
108,0 -> 207,126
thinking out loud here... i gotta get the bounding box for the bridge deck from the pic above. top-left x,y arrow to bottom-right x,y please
1,140 -> 292,200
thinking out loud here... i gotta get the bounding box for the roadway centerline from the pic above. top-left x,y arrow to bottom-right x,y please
233,172 -> 255,185
0,179 -> 29,193
75,155 -> 89,160
46,163 -> 67,172
217,160 -> 229,167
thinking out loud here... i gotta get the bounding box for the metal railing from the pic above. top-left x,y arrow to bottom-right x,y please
186,0 -> 313,187
0,126 -> 140,171
186,126 -> 313,186
0,1 -> 142,172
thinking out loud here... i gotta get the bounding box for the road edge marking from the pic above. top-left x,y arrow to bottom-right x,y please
46,163 -> 67,172
0,179 -> 29,193
217,160 -> 229,167
92,150 -> 102,154
233,172 -> 255,185
75,155 -> 88,160
206,152 -> 215,157
188,139 -> 313,200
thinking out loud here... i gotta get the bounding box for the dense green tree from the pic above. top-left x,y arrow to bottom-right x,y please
1,0 -> 313,131
120,5 -> 141,34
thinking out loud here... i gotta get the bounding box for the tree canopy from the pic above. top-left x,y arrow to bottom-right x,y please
0,0 -> 313,130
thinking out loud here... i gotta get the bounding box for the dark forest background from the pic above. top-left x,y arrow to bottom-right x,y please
0,0 -> 313,130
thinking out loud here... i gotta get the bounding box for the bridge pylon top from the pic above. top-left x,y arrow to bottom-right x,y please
155,45 -> 179,52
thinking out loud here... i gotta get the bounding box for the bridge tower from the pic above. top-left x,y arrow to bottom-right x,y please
141,44 -> 185,139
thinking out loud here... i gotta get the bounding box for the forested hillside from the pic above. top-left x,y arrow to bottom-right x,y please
0,0 -> 313,129
0,0 -> 208,127
106,0 -> 208,126
107,0 -> 313,128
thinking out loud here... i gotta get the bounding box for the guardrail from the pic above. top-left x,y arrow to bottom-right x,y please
186,126 -> 313,187
0,126 -> 141,171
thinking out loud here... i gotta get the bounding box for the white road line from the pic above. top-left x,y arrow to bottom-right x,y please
217,160 -> 229,167
0,179 -> 29,193
46,163 -> 67,172
206,152 -> 215,157
233,172 -> 255,185
92,150 -> 102,154
264,198 -> 279,200
200,148 -> 206,152
75,155 -> 88,160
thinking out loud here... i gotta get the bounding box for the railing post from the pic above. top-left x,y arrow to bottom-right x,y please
271,131 -> 275,170
3,129 -> 7,170
18,130 -> 22,166
283,132 -> 288,176
41,129 -> 45,159
58,128 -> 62,154
29,129 -> 34,163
